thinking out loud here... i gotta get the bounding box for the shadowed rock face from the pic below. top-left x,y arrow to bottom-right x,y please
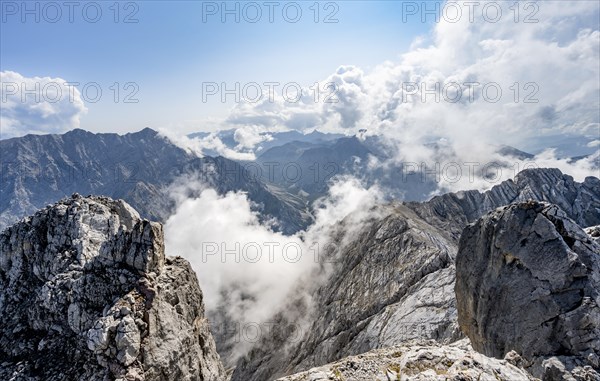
0,194 -> 226,381
456,201 -> 600,379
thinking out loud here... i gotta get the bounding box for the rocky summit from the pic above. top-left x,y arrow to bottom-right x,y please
276,339 -> 537,381
0,194 -> 225,381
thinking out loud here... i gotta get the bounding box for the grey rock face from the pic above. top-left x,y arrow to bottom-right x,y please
277,339 -> 537,381
232,204 -> 462,381
586,225 -> 600,244
455,201 -> 600,379
292,207 -> 461,365
0,194 -> 225,381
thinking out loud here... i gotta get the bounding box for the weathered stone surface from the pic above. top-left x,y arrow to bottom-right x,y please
456,201 -> 600,380
0,194 -> 226,381
586,225 -> 600,244
277,339 -> 537,381
231,204 -> 461,381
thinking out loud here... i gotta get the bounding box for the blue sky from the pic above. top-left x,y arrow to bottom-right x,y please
1,1 -> 439,134
1,0 -> 599,162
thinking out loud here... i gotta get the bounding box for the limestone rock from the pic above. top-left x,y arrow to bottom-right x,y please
455,201 -> 600,379
231,204 -> 460,381
0,194 -> 226,381
277,339 -> 537,381
232,169 -> 600,381
230,169 -> 596,380
586,225 -> 600,244
408,168 -> 600,241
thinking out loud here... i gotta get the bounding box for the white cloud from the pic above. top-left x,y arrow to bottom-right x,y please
159,127 -> 257,161
233,125 -> 273,150
0,71 -> 87,139
204,0 -> 599,185
163,175 -> 383,362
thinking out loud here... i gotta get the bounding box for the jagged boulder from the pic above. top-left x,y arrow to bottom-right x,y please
456,201 -> 600,379
0,194 -> 226,381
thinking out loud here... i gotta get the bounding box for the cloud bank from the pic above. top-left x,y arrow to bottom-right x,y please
163,176 -> 384,362
0,71 -> 87,139
173,0 -> 598,185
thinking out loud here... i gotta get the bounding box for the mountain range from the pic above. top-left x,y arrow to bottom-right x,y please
0,128 -> 310,234
0,128 -> 599,381
1,167 -> 598,381
3,128 -> 598,236
230,168 -> 600,380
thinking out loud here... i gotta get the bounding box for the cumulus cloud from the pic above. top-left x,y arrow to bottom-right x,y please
0,71 -> 87,139
159,127 -> 257,161
199,0 -> 599,185
233,125 -> 273,150
163,175 -> 384,362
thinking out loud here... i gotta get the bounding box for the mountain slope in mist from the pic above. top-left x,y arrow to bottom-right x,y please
231,168 -> 600,381
188,129 -> 345,158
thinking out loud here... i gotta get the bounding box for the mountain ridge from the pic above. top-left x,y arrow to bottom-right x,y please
231,167 -> 600,381
0,127 -> 310,234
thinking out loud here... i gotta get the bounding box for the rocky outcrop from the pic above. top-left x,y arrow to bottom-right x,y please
0,194 -> 225,381
586,225 -> 600,244
232,169 -> 600,381
455,201 -> 600,380
277,339 -> 536,381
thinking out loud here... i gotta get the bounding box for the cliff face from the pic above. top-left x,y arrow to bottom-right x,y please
232,169 -> 600,381
456,201 -> 600,380
230,204 -> 461,381
0,194 -> 225,381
